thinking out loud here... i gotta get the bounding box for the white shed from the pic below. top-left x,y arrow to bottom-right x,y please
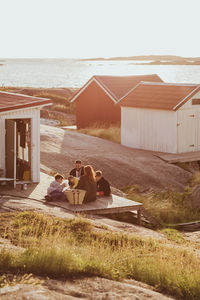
120,82 -> 200,154
0,91 -> 52,186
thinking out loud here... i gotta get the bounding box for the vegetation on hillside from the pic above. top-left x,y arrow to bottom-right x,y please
0,212 -> 200,299
78,123 -> 121,143
122,172 -> 200,225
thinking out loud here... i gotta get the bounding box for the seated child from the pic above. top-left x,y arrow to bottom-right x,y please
45,173 -> 67,201
95,170 -> 111,197
67,175 -> 79,189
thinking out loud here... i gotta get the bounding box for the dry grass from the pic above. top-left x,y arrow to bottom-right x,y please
78,123 -> 121,143
123,172 -> 200,225
0,212 -> 200,299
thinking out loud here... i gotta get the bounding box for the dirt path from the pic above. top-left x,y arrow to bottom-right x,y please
40,124 -> 191,191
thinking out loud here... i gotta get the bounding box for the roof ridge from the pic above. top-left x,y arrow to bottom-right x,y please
173,86 -> 200,110
117,81 -> 142,104
94,76 -> 119,101
94,74 -> 160,79
0,90 -> 50,101
139,81 -> 199,87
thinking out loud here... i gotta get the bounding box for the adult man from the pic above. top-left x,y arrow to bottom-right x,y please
95,170 -> 111,197
70,160 -> 84,178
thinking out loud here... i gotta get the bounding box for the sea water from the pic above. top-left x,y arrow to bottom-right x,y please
0,58 -> 200,88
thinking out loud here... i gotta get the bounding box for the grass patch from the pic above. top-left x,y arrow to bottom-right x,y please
51,103 -> 75,114
159,228 -> 185,243
78,123 -> 121,143
33,92 -> 76,114
0,212 -> 200,299
189,171 -> 200,187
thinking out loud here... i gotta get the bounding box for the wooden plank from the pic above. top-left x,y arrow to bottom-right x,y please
0,178 -> 16,181
140,207 -> 159,226
154,150 -> 200,163
137,208 -> 141,226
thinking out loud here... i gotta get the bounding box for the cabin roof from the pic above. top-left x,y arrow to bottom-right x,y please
71,74 -> 163,103
0,91 -> 52,113
120,82 -> 200,111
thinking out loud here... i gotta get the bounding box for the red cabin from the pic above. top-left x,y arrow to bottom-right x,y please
71,74 -> 163,129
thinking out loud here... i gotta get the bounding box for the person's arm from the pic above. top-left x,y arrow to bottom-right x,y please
73,177 -> 79,188
102,180 -> 111,196
70,169 -> 75,176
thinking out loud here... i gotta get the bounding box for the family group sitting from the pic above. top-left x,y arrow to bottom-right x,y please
45,160 -> 111,203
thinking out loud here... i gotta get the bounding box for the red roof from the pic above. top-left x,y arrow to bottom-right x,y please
0,91 -> 52,113
120,82 -> 200,111
71,74 -> 163,103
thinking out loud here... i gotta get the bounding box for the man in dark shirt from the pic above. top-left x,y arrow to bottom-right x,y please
95,170 -> 111,197
70,160 -> 84,178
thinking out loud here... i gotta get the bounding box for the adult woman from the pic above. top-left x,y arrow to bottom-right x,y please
76,165 -> 96,203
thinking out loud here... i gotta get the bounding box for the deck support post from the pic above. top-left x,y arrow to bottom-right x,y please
137,208 -> 141,226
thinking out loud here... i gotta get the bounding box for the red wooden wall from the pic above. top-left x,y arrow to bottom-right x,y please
75,81 -> 121,129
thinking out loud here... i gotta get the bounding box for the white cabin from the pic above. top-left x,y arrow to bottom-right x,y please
120,82 -> 200,154
0,91 -> 52,186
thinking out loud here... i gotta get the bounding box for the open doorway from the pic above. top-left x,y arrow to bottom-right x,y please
5,119 -> 32,184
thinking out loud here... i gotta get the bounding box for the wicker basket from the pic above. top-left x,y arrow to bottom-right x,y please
65,189 -> 86,205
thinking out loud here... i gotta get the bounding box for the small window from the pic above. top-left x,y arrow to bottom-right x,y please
192,99 -> 200,105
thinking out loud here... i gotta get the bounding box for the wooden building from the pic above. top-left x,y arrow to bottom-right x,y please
120,82 -> 200,153
71,74 -> 163,129
0,91 -> 52,186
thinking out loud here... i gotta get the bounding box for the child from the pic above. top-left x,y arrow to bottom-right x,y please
68,175 -> 79,189
45,173 -> 67,201
95,170 -> 111,197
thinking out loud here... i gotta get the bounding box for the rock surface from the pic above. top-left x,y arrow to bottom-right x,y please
0,277 -> 174,300
40,124 -> 191,191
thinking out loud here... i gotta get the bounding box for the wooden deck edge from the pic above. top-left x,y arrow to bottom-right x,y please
73,204 -> 143,215
154,154 -> 200,164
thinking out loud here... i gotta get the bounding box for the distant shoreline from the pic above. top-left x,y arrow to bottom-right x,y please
79,55 -> 200,65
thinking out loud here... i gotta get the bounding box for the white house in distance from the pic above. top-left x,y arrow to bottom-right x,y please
120,82 -> 200,154
0,91 -> 52,186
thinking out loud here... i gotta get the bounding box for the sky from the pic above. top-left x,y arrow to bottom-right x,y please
1,0 -> 200,59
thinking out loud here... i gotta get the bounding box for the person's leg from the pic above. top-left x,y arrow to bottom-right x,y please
50,190 -> 67,201
45,195 -> 53,201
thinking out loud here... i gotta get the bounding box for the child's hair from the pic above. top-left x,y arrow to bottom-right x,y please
68,175 -> 74,186
54,173 -> 64,180
95,170 -> 102,177
75,160 -> 82,164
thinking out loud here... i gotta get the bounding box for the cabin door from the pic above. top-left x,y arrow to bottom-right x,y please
5,118 -> 32,186
177,109 -> 196,153
5,119 -> 16,184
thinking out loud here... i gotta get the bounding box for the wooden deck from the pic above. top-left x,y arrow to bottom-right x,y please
154,151 -> 200,164
0,172 -> 143,224
51,194 -> 143,215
